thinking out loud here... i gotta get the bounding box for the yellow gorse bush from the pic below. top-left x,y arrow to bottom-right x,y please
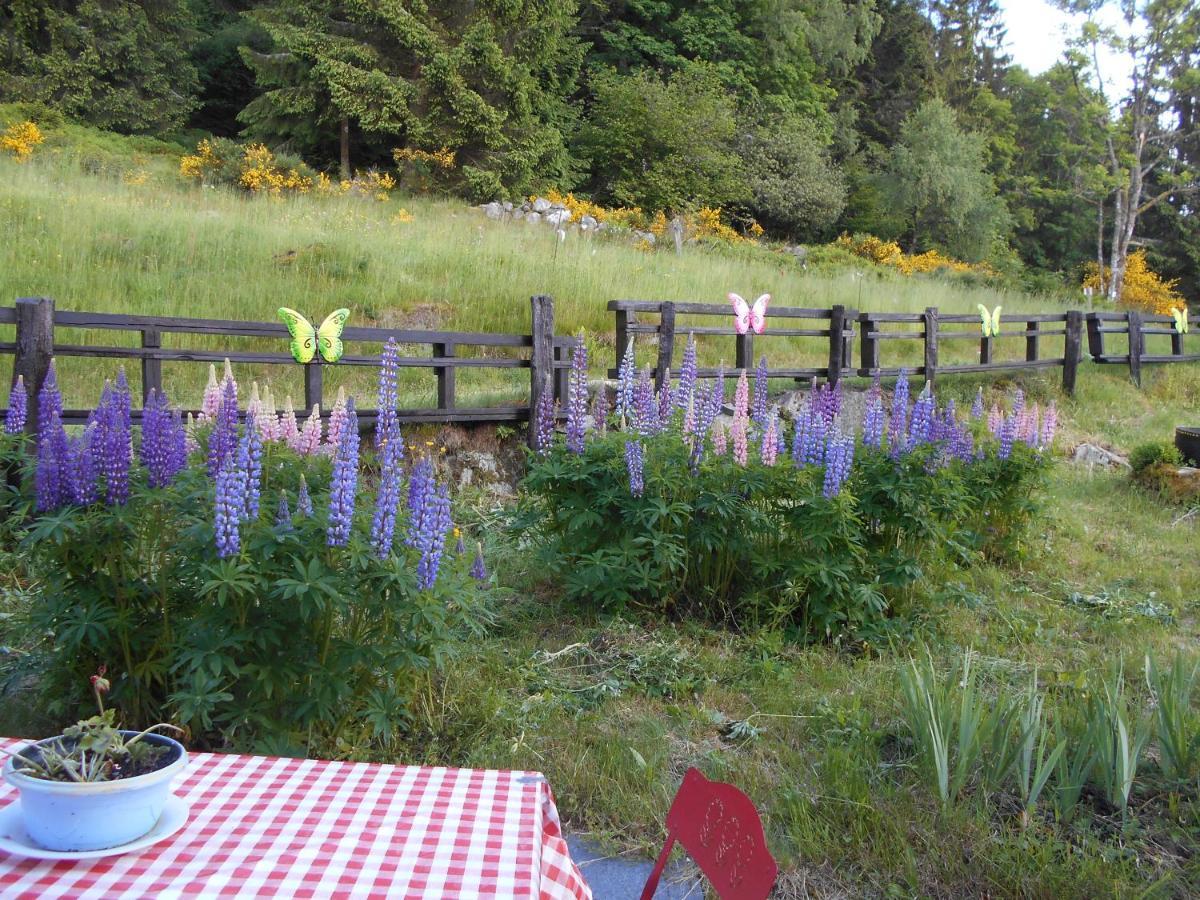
539,191 -> 756,246
836,233 -> 993,277
1,121 -> 45,162
1082,249 -> 1186,315
393,146 -> 457,170
239,144 -> 313,195
179,139 -> 223,182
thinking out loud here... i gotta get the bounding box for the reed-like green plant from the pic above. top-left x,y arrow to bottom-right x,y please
1085,664 -> 1151,816
1144,652 -> 1200,782
1012,672 -> 1066,828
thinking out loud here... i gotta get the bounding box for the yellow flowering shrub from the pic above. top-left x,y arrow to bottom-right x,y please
393,146 -> 456,170
391,208 -> 415,224
179,139 -> 223,182
239,144 -> 313,195
1082,250 -> 1185,315
1,121 -> 45,162
340,170 -> 396,201
836,233 -> 993,277
536,191 -> 757,246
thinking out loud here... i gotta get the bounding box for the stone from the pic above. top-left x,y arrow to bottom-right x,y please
579,215 -> 599,231
1071,443 -> 1131,470
525,211 -> 541,224
532,197 -> 552,213
545,208 -> 571,226
1176,467 -> 1200,477
633,230 -> 656,246
482,201 -> 504,220
502,201 -> 513,211
512,209 -> 525,220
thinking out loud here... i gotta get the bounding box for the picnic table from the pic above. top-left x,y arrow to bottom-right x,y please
0,737 -> 592,899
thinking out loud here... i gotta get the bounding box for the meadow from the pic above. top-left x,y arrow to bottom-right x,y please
2,120 -> 1199,897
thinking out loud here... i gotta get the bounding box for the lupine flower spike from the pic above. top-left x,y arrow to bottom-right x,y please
5,376 -> 27,434
326,398 -> 359,546
296,475 -> 313,517
624,440 -> 645,498
761,415 -> 778,466
275,490 -> 293,531
200,364 -> 221,421
677,334 -> 697,412
616,340 -> 636,424
752,356 -> 769,425
470,543 -> 488,582
970,387 -> 984,418
565,334 -> 588,454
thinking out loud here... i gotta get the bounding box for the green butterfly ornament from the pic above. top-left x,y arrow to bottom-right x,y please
977,304 -> 1002,338
1171,308 -> 1189,334
278,308 -> 350,364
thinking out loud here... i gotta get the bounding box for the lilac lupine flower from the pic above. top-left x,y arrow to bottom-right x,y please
731,372 -> 750,465
326,398 -> 359,546
624,440 -> 645,498
94,381 -> 131,506
416,483 -> 453,590
682,393 -> 697,439
213,458 -> 242,558
907,389 -> 935,448
615,340 -> 636,424
242,420 -> 263,519
987,403 -> 1002,435
470,544 -> 488,582
761,416 -> 778,466
376,339 -> 400,452
275,490 -> 293,531
140,389 -> 174,488
970,387 -> 984,419
200,364 -> 220,421
533,389 -> 555,454
207,378 -> 238,477
656,374 -> 673,426
950,423 -> 975,462
791,404 -> 809,465
279,397 -> 300,450
221,358 -> 238,408
632,367 -> 657,435
64,425 -> 98,506
565,336 -> 589,454
296,475 -> 313,518
862,392 -> 884,448
677,334 -> 697,411
1012,388 -> 1025,419
752,356 -> 769,425
1041,402 -> 1057,448
998,415 -> 1017,460
830,380 -> 844,419
822,430 -> 855,499
326,388 -> 348,453
710,366 -> 726,420
406,455 -> 434,546
1023,403 -> 1041,448
167,409 -> 188,479
591,389 -> 609,436
297,406 -> 322,455
184,413 -> 200,459
5,376 -> 27,434
712,421 -> 727,455
887,370 -> 910,454
370,427 -> 403,559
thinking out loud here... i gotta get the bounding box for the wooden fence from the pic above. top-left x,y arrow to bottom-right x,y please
609,301 -> 1199,395
0,296 -> 569,448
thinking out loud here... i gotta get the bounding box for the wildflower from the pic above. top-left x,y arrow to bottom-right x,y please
453,527 -> 466,555
907,387 -> 935,448
731,377 -> 749,466
656,373 -> 673,425
213,458 -> 241,558
1011,388 -> 1025,419
416,483 -> 452,590
565,336 -> 589,454
677,334 -> 698,411
279,396 -> 300,449
887,369 -> 910,455
624,440 -> 645,498
241,420 -> 264,520
296,475 -> 313,518
297,405 -> 322,455
633,367 -> 658,435
184,413 -> 200,459
141,389 -> 183,488
1023,403 -> 1041,448
95,378 -> 132,506
64,425 -> 98,506
326,398 -> 359,546
761,416 -> 778,466
470,543 -> 488,582
35,365 -> 68,510
998,415 -> 1017,461
1041,402 -> 1058,449
591,389 -> 609,436
533,389 -> 555,454
220,359 -> 238,408
406,455 -> 435,546
712,421 -> 728,455
822,430 -> 855,499
275,490 -> 293,531
5,375 -> 27,434
862,389 -> 884,448
615,340 -> 636,424
987,403 -> 1002,436
207,378 -> 239,477
970,387 -> 984,419
326,388 -> 348,452
752,356 -> 769,425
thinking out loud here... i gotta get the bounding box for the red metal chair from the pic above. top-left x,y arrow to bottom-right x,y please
640,767 -> 778,900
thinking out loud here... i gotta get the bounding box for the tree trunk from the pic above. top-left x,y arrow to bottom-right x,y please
340,119 -> 351,179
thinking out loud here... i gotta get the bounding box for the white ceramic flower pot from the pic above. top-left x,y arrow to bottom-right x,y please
2,731 -> 188,851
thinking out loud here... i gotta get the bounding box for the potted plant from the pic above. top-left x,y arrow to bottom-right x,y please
1,668 -> 188,852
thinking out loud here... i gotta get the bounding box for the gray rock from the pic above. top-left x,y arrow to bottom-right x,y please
1176,467 -> 1200,477
482,201 -> 504,220
1071,443 -> 1131,470
502,200 -> 513,211
525,211 -> 542,224
545,208 -> 571,226
579,215 -> 599,231
512,209 -> 525,220
633,230 -> 656,246
532,197 -> 552,213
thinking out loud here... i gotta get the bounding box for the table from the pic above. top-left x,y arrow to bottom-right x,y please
0,738 -> 592,899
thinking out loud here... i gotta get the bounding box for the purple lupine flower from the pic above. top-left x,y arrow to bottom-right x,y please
220,358 -> 238,409
200,364 -> 220,421
689,383 -> 720,466
370,423 -> 403,559
326,388 -> 348,453
1011,389 -> 1025,419
862,392 -> 884,448
998,415 -> 1017,461
683,392 -> 697,439
950,423 -> 975,462
93,380 -> 131,506
140,389 -> 174,488
533,389 -> 555,454
1041,402 -> 1057,449
793,403 -> 827,467
970,388 -> 984,419
710,366 -> 726,421
415,482 -> 452,590
64,425 -> 98,506
822,430 -> 855,498
591,389 -> 609,436
207,378 -> 239,477
712,421 -> 728,455
987,403 -> 1002,435
761,416 -> 778,466
5,376 -> 27,434
615,340 -> 636,424
631,367 -> 657,435
656,374 -> 673,426
114,368 -> 132,432
565,336 -> 589,454
376,339 -> 400,449
275,490 -> 293,531
213,458 -> 241,558
907,389 -> 935,448
677,334 -> 697,411
242,419 -> 263,519
752,356 -> 769,425
406,454 -> 434,546
830,380 -> 844,420
454,530 -> 466,555
1023,403 -> 1041,448
470,544 -> 488,582
624,440 -> 645,498
887,370 -> 910,455
326,398 -> 359,546
296,475 -> 313,518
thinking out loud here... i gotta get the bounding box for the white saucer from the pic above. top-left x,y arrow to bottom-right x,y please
0,795 -> 189,861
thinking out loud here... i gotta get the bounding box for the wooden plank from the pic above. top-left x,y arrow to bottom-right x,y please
529,294 -> 554,448
13,296 -> 55,435
938,312 -> 1069,324
828,305 -> 846,385
1086,313 -> 1105,360
0,307 -> 15,325
1142,354 -> 1200,363
608,300 -> 832,318
304,363 -> 323,411
1128,311 -> 1143,386
868,330 -> 925,340
50,405 -> 533,427
607,366 -> 828,380
1063,310 -> 1083,396
141,327 -> 163,404
434,342 -> 456,410
937,358 -> 1066,374
735,331 -> 754,373
622,323 -> 832,338
38,345 -> 529,368
922,307 -> 938,385
858,312 -> 878,377
655,302 -> 676,391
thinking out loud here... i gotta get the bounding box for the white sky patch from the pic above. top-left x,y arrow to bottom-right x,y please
999,0 -> 1135,97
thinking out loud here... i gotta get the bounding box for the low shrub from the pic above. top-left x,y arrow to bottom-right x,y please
1130,441 -> 1183,474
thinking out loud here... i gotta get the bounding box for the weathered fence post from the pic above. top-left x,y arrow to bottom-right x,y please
842,308 -> 856,373
141,327 -> 163,404
13,296 -> 55,435
553,343 -> 570,402
304,362 -> 323,412
922,307 -> 939,385
614,306 -> 632,371
1063,310 -> 1083,396
434,341 -> 456,410
858,312 -> 878,376
735,330 -> 754,374
1086,313 -> 1104,360
1025,320 -> 1040,362
1171,320 -> 1185,357
655,302 -> 676,391
529,294 -> 554,448
828,304 -> 846,385
1127,311 -> 1143,387
979,322 -> 994,366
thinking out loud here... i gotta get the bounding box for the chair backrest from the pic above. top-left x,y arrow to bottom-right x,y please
642,767 -> 777,900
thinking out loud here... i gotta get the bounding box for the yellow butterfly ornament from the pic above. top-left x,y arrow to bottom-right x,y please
977,304 -> 1002,338
278,308 -> 351,364
1171,307 -> 1189,335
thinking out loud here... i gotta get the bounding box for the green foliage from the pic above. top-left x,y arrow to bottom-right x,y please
1130,441 -> 1184,474
1084,664 -> 1152,815
0,0 -> 200,134
879,98 -> 1011,262
11,448 -> 487,751
1144,653 -> 1200,782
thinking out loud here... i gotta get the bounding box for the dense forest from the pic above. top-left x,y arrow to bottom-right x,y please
0,0 -> 1196,300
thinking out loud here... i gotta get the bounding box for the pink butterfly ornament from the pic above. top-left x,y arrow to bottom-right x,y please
728,293 -> 771,335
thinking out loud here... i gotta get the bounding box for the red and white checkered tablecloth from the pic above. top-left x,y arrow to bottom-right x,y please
0,738 -> 592,899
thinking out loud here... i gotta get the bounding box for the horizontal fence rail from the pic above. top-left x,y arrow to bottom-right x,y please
0,296 -> 572,449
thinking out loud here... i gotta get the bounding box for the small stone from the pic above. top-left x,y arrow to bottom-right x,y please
525,211 -> 541,224
545,209 -> 571,226
1071,443 -> 1131,470
580,215 -> 598,230
502,201 -> 514,211
533,197 -> 552,213
483,201 -> 503,220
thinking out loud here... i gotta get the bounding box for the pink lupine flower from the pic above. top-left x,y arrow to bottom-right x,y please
279,396 -> 300,448
297,405 -> 322,455
987,403 -> 1002,435
200,364 -> 220,421
221,358 -> 238,408
761,416 -> 778,466
731,372 -> 749,465
1041,402 -> 1057,448
326,388 -> 348,451
712,420 -> 727,455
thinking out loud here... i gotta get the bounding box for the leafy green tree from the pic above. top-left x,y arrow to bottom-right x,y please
0,0 -> 200,133
240,0 -> 582,196
851,0 -> 937,152
880,97 -> 1011,260
188,1 -> 267,137
575,64 -> 744,212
